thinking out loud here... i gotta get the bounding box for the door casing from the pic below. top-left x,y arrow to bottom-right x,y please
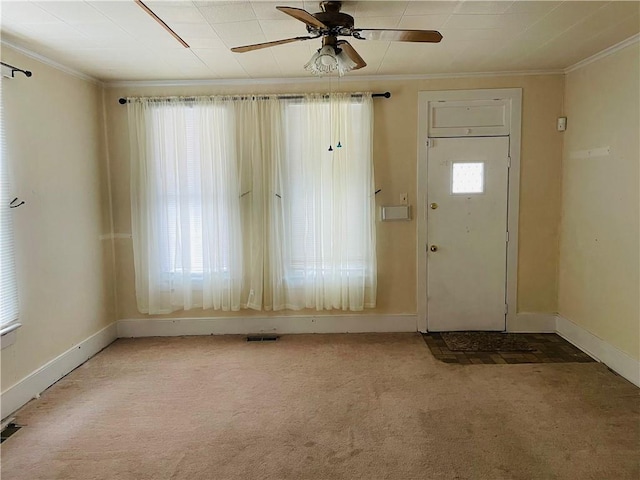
416,88 -> 522,332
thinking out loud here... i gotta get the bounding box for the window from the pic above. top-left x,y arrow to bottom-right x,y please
452,162 -> 484,194
1,86 -> 19,328
128,93 -> 376,314
283,101 -> 372,276
149,104 -> 236,277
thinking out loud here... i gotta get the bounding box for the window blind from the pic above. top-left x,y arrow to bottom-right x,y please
0,82 -> 20,326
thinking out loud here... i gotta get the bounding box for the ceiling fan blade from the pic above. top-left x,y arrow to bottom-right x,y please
337,40 -> 366,70
135,0 -> 189,48
231,36 -> 315,53
354,29 -> 443,43
276,6 -> 328,30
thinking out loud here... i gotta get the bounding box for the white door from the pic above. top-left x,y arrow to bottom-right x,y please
427,136 -> 510,331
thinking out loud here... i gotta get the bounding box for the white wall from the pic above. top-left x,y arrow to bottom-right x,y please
0,46 -> 116,399
559,40 -> 640,361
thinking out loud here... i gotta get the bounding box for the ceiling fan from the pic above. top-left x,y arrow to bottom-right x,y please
230,1 -> 443,74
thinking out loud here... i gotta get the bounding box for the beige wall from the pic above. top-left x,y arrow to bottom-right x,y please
559,43 -> 640,360
105,73 -> 564,320
0,47 -> 115,392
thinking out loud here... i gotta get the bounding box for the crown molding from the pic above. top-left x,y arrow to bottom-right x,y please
104,69 -> 564,88
1,39 -> 102,86
564,33 -> 640,74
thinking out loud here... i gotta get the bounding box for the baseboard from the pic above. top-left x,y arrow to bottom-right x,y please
556,315 -> 640,387
1,323 -> 118,420
4,314 -> 634,420
117,314 -> 417,337
507,312 -> 557,333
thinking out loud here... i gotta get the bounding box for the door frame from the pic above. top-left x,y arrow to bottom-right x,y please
416,88 -> 522,332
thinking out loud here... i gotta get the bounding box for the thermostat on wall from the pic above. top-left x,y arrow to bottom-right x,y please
381,205 -> 411,221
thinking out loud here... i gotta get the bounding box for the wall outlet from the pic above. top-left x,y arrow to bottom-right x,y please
400,193 -> 408,205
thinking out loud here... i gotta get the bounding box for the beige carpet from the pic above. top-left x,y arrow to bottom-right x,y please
1,333 -> 638,480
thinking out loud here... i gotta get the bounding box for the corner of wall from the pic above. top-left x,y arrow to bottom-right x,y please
554,72 -> 567,315
100,86 -> 120,322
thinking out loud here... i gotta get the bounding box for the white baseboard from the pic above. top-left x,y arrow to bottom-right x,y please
508,312 -> 557,333
556,315 -> 640,387
1,323 -> 118,420
117,314 -> 417,337
3,313 -> 635,422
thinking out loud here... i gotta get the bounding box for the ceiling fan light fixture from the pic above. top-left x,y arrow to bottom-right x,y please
305,45 -> 337,75
304,45 -> 356,77
336,49 -> 357,75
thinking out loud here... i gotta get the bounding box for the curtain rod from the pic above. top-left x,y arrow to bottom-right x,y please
118,92 -> 390,104
1,62 -> 32,78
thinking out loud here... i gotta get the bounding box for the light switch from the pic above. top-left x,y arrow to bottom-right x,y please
557,117 -> 567,131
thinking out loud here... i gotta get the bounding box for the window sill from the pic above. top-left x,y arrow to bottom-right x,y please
1,323 -> 22,349
284,271 -> 369,282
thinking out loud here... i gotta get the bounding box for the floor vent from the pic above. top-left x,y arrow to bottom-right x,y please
1,423 -> 22,443
246,335 -> 279,342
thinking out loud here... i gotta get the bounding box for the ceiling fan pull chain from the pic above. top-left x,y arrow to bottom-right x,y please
328,76 -> 334,152
335,77 -> 341,149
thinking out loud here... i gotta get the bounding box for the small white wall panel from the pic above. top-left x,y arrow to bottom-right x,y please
381,205 -> 411,221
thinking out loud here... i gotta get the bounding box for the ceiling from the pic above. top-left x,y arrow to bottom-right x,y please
1,1 -> 639,82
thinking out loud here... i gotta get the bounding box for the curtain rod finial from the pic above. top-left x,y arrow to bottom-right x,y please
119,98 -> 127,104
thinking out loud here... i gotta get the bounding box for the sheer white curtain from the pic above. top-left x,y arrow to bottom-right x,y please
128,97 -> 243,314
232,97 -> 286,311
275,93 -> 376,311
128,93 -> 376,314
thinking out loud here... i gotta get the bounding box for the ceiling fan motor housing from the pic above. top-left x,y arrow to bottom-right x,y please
308,1 -> 354,36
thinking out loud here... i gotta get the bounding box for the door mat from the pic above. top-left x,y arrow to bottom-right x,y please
422,333 -> 596,364
441,332 -> 535,352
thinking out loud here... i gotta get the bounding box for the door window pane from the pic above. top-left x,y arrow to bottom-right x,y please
452,162 -> 484,194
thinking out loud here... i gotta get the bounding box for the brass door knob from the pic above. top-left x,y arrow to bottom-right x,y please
430,202 -> 438,209
430,245 -> 438,252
